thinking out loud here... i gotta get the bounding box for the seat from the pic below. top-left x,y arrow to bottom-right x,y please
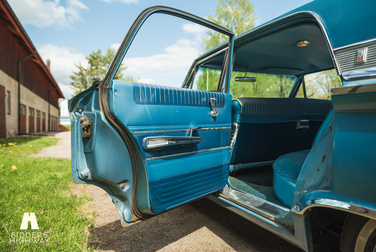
230,98 -> 333,171
272,109 -> 334,207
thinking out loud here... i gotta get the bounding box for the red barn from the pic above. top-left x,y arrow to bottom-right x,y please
0,0 -> 64,138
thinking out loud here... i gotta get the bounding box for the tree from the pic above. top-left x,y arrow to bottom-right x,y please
317,69 -> 341,99
203,0 -> 257,51
70,47 -> 134,95
197,0 -> 257,96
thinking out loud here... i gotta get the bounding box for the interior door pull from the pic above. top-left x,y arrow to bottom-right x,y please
209,98 -> 218,118
143,136 -> 200,151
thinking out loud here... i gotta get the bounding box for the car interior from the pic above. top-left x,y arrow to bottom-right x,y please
190,22 -> 339,223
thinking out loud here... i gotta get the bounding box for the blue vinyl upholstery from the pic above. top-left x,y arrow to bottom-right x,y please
273,109 -> 334,207
230,98 -> 333,170
111,81 -> 232,214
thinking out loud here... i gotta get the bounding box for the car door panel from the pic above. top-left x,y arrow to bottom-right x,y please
109,80 -> 232,213
70,6 -> 234,224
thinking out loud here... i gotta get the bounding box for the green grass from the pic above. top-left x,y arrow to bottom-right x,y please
66,125 -> 71,131
0,137 -> 94,251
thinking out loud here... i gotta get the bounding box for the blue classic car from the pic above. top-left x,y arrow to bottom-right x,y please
69,1 -> 376,251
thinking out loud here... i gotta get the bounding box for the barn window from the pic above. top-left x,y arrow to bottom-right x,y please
6,91 -> 10,114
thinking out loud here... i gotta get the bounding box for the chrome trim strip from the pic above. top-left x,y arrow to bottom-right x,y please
292,198 -> 376,220
198,126 -> 231,131
230,160 -> 275,171
145,146 -> 230,161
331,83 -> 376,96
333,37 -> 376,52
133,126 -> 231,135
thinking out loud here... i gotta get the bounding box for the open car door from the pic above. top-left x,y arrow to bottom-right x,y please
69,6 -> 234,224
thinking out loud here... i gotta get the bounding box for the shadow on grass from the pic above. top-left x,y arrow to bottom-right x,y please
88,198 -> 302,252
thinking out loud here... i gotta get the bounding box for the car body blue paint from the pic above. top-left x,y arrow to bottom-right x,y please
69,1 -> 376,251
70,89 -> 136,222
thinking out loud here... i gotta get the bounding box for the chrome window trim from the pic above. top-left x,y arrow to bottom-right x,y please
133,126 -> 231,135
145,146 -> 230,161
333,37 -> 376,52
292,198 -> 376,220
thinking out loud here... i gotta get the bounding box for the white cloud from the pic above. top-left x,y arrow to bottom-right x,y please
123,38 -> 199,75
110,43 -> 121,51
137,78 -> 156,84
182,23 -> 208,34
37,44 -> 87,99
182,22 -> 209,44
8,0 -> 88,27
101,0 -> 138,4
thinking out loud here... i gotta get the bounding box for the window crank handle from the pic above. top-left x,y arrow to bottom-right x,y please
209,98 -> 218,118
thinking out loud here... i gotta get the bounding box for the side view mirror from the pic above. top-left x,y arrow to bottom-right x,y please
235,77 -> 256,82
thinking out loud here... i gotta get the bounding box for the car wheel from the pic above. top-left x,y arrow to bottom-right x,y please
341,214 -> 376,252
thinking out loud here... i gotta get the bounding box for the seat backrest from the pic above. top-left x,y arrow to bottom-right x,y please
231,98 -> 333,166
312,109 -> 334,146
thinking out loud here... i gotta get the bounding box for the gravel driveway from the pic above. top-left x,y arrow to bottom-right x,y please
34,131 -> 303,252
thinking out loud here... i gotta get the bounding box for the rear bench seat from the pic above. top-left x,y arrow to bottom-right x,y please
230,98 -> 333,171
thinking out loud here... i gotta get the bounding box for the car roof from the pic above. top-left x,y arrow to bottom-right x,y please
196,0 -> 376,77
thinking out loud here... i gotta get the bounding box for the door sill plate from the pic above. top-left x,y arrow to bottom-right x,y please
219,186 -> 290,220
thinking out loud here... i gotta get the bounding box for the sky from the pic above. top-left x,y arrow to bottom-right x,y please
8,0 -> 312,100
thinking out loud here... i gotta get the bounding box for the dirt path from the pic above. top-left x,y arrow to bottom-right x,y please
33,132 -> 302,252
30,131 -> 71,159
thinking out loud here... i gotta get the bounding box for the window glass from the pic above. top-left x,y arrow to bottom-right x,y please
6,91 -> 10,114
191,67 -> 221,91
229,71 -> 297,99
115,14 -> 229,91
296,69 -> 341,100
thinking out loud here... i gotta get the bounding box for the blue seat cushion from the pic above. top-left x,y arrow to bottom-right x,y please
273,150 -> 310,207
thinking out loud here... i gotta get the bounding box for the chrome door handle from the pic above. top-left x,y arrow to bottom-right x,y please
143,136 -> 200,151
209,98 -> 218,118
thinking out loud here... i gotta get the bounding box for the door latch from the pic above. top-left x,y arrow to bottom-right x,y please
80,116 -> 93,138
209,98 -> 218,118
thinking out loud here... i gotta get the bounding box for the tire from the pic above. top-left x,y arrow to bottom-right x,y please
341,214 -> 376,252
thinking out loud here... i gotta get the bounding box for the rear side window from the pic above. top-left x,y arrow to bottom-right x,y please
296,69 -> 341,100
229,71 -> 297,99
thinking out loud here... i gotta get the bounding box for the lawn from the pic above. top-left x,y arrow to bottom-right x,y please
0,136 -> 94,251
